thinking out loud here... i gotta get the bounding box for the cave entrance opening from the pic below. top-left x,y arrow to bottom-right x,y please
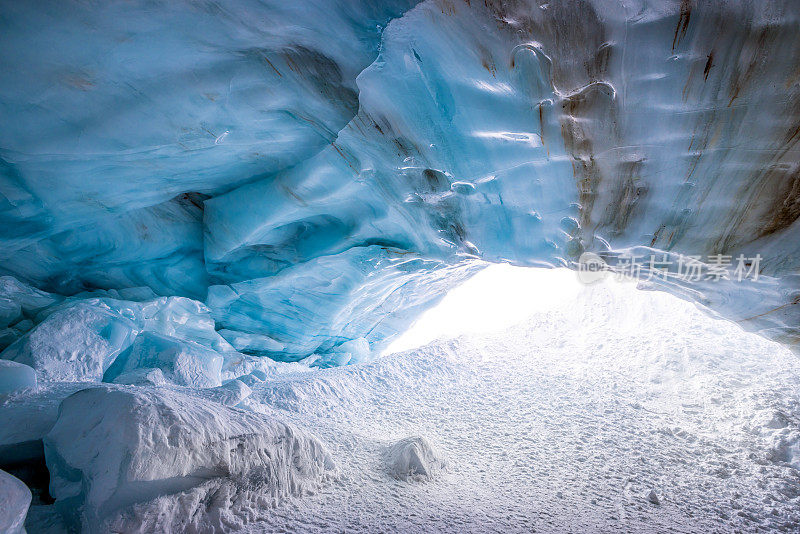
383,264 -> 585,355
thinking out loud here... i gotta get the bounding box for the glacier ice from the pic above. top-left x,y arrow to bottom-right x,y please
0,469 -> 31,534
308,337 -> 372,368
0,0 -> 797,363
218,329 -> 285,354
1,0 -> 800,530
0,276 -> 61,352
105,331 -> 223,388
0,359 -> 36,396
43,386 -> 335,532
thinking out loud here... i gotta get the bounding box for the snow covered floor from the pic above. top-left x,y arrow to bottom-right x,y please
16,271 -> 800,532
233,276 -> 800,533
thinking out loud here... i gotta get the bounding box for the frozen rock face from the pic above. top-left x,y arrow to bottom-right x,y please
1,0 -> 800,357
43,386 -> 335,532
0,469 -> 31,534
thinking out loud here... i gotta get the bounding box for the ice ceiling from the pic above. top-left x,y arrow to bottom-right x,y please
1,0 -> 800,364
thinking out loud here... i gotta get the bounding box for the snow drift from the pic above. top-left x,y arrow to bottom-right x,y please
43,386 -> 335,532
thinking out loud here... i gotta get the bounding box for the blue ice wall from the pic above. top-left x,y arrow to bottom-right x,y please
1,0 -> 800,365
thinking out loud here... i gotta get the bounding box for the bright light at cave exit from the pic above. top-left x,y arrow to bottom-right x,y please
384,264 -> 585,354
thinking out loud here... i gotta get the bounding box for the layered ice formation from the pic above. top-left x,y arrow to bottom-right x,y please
0,0 -> 798,361
2,0 -> 800,531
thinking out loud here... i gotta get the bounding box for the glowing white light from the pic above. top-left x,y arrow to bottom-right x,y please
384,264 -> 584,354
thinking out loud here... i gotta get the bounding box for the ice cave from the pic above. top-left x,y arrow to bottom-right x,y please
1,0 -> 800,532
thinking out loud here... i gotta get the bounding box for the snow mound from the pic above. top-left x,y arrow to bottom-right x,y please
0,469 -> 31,534
1,302 -> 138,382
0,359 -> 36,395
385,436 -> 445,482
43,386 -> 336,532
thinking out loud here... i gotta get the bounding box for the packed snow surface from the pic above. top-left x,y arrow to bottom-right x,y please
232,278 -> 800,532
2,0 -> 800,358
5,272 -> 800,532
43,386 -> 335,532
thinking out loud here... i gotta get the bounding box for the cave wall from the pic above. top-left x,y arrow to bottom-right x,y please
1,0 -> 799,358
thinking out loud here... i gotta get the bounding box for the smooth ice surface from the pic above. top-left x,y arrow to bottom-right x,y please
107,332 -> 223,388
0,1 -> 799,359
43,386 -> 335,532
0,359 -> 36,396
0,469 -> 31,534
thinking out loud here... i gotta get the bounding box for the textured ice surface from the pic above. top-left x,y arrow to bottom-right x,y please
0,359 -> 36,396
43,386 -> 335,532
0,469 -> 31,534
0,1 -> 799,358
206,247 -> 482,358
306,337 -> 372,368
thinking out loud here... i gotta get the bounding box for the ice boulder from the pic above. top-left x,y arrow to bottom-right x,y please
135,297 -> 235,353
77,296 -> 236,354
0,383 -> 89,463
0,276 -> 60,329
309,337 -> 372,368
0,277 -> 62,351
385,436 -> 445,482
0,359 -> 36,395
218,329 -> 285,355
1,302 -> 138,382
105,332 -> 223,388
44,386 -> 335,532
0,469 -> 31,534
